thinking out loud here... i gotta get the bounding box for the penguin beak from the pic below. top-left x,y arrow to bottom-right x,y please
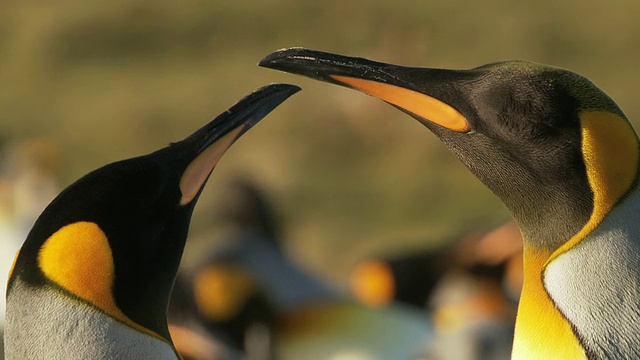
178,84 -> 300,205
259,48 -> 470,133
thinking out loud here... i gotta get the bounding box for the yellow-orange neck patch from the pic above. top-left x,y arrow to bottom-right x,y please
512,248 -> 586,359
330,75 -> 470,132
38,221 -> 166,342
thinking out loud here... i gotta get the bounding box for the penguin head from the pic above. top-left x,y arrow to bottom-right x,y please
260,48 -> 639,250
7,84 -> 299,343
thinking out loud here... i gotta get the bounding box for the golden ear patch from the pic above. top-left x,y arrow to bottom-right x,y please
39,222 -> 119,313
180,126 -> 245,206
38,221 -> 163,340
330,75 -> 470,132
579,111 -> 639,222
550,111 -> 639,260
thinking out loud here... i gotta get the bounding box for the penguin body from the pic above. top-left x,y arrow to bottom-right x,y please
4,84 -> 299,359
259,48 -> 640,359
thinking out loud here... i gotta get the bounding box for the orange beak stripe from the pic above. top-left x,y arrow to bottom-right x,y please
331,75 -> 470,133
179,125 -> 245,206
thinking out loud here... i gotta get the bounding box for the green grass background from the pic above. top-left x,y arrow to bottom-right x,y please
2,0 -> 639,280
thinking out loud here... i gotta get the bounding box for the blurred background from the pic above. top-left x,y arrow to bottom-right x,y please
1,0 -> 639,358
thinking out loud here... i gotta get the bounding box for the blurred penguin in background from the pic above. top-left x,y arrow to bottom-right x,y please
349,221 -> 522,360
428,222 -> 522,360
184,179 -> 334,358
173,179 -> 432,360
168,272 -> 238,360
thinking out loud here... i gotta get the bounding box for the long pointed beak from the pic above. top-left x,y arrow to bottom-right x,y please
177,83 -> 300,205
259,48 -> 470,133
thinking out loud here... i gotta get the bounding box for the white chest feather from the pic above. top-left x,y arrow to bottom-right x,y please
545,187 -> 640,358
4,279 -> 178,360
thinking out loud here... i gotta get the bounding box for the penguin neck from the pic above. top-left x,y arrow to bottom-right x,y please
506,184 -> 593,252
511,182 -> 640,359
507,195 -> 593,359
4,278 -> 179,360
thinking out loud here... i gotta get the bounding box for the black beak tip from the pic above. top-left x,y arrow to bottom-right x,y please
265,82 -> 302,98
259,47 -> 351,86
258,47 -> 309,69
247,83 -> 301,126
181,83 -> 300,153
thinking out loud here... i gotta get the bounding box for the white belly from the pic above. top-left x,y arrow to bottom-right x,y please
544,187 -> 640,358
4,278 -> 178,360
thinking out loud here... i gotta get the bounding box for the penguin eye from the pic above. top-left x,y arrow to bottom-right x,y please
487,84 -> 575,142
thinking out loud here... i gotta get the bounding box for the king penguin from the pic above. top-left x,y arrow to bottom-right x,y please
3,83 -> 300,360
259,48 -> 640,359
